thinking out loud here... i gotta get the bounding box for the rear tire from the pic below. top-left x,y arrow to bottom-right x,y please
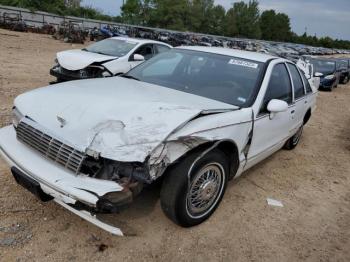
284,125 -> 303,150
160,149 -> 229,227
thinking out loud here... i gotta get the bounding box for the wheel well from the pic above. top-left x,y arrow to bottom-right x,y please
166,140 -> 240,180
303,109 -> 312,125
216,141 -> 240,180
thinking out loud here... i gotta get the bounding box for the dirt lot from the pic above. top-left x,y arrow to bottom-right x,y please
0,28 -> 349,262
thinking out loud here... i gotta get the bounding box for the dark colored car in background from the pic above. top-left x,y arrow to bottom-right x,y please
309,58 -> 340,91
336,58 -> 350,84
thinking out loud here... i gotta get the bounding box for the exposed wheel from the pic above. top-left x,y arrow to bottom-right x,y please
342,75 -> 349,84
284,125 -> 303,150
160,149 -> 229,227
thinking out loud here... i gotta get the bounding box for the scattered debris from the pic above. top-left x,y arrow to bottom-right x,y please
97,243 -> 108,252
0,237 -> 16,246
266,198 -> 284,207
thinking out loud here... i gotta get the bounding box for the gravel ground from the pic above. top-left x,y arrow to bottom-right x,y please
0,28 -> 349,262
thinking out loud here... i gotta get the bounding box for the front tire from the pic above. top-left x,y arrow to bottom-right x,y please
160,149 -> 229,227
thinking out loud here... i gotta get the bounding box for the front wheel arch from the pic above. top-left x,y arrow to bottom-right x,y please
161,140 -> 240,181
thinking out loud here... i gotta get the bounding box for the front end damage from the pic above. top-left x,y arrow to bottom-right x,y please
50,63 -> 113,82
0,104 -> 252,235
0,122 -> 211,236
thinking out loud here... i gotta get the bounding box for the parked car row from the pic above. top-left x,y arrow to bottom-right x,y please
1,12 -> 349,55
305,57 -> 350,91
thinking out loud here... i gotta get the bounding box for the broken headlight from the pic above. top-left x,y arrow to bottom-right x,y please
12,107 -> 24,128
101,70 -> 112,77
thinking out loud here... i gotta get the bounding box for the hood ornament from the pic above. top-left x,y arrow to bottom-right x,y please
57,115 -> 67,128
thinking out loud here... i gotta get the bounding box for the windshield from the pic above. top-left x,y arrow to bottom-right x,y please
125,49 -> 265,107
338,60 -> 348,70
84,39 -> 137,57
310,59 -> 336,75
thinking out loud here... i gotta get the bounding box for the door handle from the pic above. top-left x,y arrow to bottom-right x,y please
291,110 -> 295,114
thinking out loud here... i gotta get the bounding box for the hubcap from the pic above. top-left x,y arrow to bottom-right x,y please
187,164 -> 223,217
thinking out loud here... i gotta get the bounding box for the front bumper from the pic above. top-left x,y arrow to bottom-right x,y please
50,67 -> 84,82
319,78 -> 336,89
0,125 -> 125,235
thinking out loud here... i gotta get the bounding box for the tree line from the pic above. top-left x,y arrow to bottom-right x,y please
1,0 -> 349,49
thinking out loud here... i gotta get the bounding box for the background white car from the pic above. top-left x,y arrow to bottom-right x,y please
0,47 -> 317,235
50,37 -> 172,82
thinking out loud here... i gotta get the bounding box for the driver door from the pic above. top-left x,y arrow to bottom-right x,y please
245,63 -> 295,169
129,44 -> 155,68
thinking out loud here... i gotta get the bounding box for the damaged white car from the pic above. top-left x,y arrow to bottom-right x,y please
0,47 -> 317,235
50,37 -> 172,82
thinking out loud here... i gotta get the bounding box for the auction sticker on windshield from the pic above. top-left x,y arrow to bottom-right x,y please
228,59 -> 258,69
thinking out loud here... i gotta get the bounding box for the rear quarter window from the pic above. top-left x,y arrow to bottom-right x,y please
287,63 -> 305,99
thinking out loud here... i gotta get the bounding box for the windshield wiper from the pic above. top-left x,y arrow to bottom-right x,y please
121,74 -> 140,81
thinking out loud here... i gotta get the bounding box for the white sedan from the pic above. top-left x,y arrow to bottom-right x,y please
50,37 -> 172,82
0,47 -> 316,235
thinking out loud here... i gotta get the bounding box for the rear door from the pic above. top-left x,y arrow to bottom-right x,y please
129,44 -> 155,69
286,63 -> 307,133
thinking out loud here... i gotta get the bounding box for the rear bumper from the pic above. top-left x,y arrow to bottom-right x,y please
0,125 -> 124,235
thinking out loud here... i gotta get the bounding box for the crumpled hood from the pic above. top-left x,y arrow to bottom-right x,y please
15,77 -> 236,162
57,49 -> 117,71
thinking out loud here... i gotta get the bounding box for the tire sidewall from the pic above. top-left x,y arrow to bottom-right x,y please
176,150 -> 229,226
292,125 -> 303,147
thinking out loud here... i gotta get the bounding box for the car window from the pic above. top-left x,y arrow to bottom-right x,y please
310,59 -> 336,75
126,49 -> 264,107
156,44 -> 171,54
300,71 -> 313,94
85,39 -> 137,57
142,52 -> 183,77
287,63 -> 305,99
261,63 -> 292,113
134,44 -> 154,60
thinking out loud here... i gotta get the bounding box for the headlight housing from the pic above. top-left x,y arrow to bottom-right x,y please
324,74 -> 335,80
12,107 -> 24,128
101,70 -> 112,77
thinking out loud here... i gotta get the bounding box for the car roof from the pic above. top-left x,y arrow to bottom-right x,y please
308,57 -> 336,62
175,46 -> 277,62
110,36 -> 172,47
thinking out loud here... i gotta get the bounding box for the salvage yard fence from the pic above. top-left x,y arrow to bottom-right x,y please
0,4 -> 231,38
0,4 -> 197,34
0,4 -> 142,31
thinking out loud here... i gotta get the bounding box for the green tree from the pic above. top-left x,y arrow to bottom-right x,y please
121,0 -> 142,24
207,4 -> 226,35
260,10 -> 292,41
233,0 -> 261,39
149,0 -> 189,30
224,7 -> 238,37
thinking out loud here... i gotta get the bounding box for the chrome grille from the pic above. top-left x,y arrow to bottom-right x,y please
16,121 -> 85,174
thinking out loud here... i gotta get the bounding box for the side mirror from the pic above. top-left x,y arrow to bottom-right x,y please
131,54 -> 145,62
267,99 -> 288,114
314,72 -> 323,77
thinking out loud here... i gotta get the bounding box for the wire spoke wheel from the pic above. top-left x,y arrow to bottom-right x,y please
186,163 -> 224,218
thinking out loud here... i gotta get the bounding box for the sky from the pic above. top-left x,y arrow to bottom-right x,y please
81,0 -> 350,40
